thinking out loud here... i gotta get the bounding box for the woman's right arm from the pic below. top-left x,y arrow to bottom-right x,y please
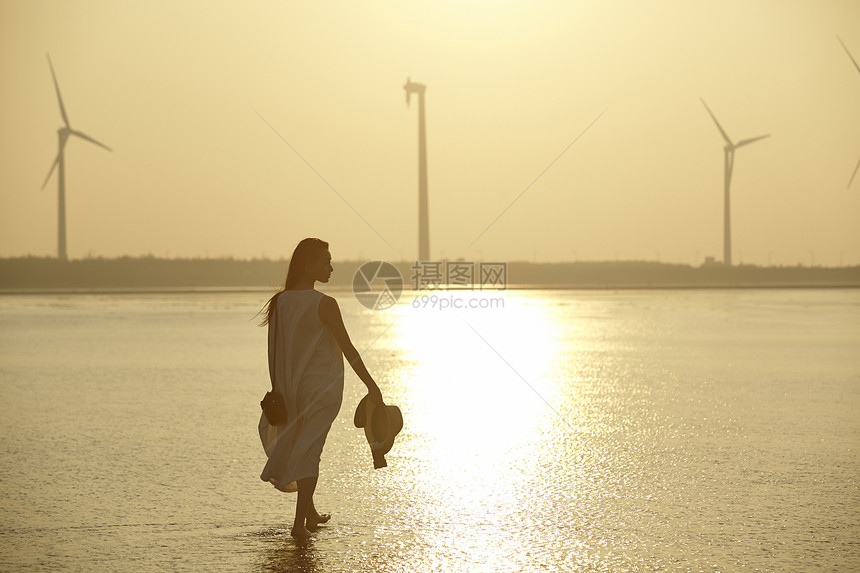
319,295 -> 383,402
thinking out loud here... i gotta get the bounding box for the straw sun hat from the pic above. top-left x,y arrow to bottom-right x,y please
353,395 -> 403,469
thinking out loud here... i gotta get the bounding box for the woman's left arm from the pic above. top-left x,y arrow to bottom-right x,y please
319,295 -> 383,402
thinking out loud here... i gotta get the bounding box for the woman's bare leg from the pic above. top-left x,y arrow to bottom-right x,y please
292,476 -> 317,538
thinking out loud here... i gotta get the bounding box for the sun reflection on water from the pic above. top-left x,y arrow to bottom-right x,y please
375,290 -> 589,569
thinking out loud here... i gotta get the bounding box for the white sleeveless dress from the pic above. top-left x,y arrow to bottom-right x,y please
259,289 -> 344,491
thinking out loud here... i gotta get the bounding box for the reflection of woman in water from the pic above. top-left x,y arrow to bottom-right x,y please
258,238 -> 384,539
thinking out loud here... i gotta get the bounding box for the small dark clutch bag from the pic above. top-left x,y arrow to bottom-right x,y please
261,391 -> 288,426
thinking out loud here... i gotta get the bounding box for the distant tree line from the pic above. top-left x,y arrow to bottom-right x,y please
0,256 -> 858,291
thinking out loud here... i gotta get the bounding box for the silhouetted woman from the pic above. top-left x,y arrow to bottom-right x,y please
258,238 -> 384,539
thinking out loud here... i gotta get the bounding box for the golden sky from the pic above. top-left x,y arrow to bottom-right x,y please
1,0 -> 859,265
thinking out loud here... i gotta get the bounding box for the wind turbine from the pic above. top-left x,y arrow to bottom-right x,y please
404,77 -> 429,261
700,98 -> 770,266
837,36 -> 860,188
41,54 -> 111,261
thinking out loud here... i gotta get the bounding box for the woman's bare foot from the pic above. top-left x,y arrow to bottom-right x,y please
290,525 -> 312,539
306,512 -> 331,531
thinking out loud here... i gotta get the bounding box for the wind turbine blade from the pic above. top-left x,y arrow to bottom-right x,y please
71,130 -> 112,152
700,98 -> 732,145
848,154 -> 860,188
837,36 -> 860,76
41,154 -> 60,190
735,134 -> 770,148
46,54 -> 70,128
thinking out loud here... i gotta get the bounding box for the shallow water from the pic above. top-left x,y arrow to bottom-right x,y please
0,288 -> 858,571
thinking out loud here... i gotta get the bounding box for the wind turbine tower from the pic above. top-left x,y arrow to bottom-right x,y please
41,54 -> 112,261
837,36 -> 860,188
404,78 -> 429,261
701,99 -> 769,266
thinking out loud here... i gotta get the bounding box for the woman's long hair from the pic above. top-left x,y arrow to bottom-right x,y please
259,238 -> 329,326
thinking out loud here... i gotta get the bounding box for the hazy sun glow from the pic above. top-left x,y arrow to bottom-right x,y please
390,290 -> 568,462
2,1 -> 858,264
373,289 -> 594,566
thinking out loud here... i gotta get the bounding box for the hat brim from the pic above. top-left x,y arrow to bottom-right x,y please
365,401 -> 402,454
353,394 -> 370,428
